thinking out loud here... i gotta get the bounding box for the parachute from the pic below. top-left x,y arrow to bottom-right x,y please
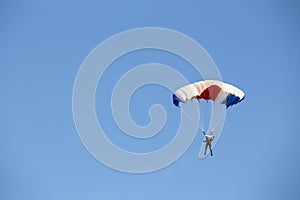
172,80 -> 244,158
173,80 -> 245,108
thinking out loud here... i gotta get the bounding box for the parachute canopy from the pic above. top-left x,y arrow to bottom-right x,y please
173,80 -> 245,108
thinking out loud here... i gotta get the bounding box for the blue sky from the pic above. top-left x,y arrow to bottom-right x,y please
1,0 -> 300,200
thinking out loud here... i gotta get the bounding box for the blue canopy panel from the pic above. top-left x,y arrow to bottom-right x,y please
223,94 -> 244,108
172,94 -> 180,107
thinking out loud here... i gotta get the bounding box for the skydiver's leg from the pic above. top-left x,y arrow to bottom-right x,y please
209,143 -> 213,156
204,143 -> 208,155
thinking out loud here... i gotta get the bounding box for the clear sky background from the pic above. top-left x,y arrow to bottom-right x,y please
1,0 -> 300,200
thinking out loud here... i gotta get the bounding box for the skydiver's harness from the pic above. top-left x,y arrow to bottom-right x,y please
202,130 -> 214,143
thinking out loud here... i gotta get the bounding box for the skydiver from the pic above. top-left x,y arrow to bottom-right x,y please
202,128 -> 214,156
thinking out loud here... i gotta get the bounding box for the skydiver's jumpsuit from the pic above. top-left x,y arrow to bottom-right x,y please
202,131 -> 214,156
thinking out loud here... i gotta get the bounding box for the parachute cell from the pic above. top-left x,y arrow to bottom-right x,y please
173,80 -> 245,108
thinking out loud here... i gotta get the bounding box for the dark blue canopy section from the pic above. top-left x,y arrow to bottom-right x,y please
172,94 -> 180,107
225,94 -> 244,108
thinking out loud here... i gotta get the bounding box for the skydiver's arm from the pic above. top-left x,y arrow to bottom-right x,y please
201,128 -> 206,135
